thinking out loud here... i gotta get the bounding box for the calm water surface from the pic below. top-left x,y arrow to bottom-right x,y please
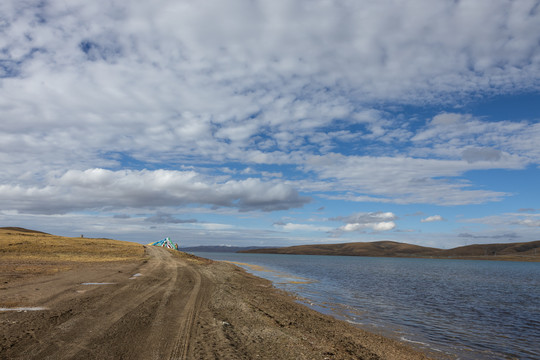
193,252 -> 540,360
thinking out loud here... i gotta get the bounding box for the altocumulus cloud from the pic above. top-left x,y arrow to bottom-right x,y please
0,169 -> 310,214
145,212 -> 198,224
0,0 -> 540,245
274,222 -> 334,232
421,215 -> 445,223
332,212 -> 397,233
0,1 -> 539,210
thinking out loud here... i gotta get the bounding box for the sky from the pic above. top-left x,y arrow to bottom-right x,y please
1,0 -> 540,249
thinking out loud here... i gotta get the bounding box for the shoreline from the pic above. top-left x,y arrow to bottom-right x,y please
210,257 -> 450,359
240,252 -> 540,263
1,247 -> 440,359
205,260 -> 442,360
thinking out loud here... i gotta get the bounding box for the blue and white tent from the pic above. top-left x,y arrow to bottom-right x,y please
148,237 -> 179,250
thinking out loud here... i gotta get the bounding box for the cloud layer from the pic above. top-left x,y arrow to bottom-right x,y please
0,169 -> 310,214
1,1 -> 539,245
332,212 -> 397,233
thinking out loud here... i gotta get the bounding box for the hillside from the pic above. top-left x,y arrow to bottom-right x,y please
240,240 -> 540,261
439,241 -> 540,257
180,245 -> 275,253
0,227 -> 146,284
242,241 -> 439,257
0,227 -> 50,234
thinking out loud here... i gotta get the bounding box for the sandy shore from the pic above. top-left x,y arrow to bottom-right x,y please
1,247 -> 437,359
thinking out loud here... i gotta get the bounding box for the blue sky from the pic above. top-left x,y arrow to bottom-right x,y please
1,0 -> 539,248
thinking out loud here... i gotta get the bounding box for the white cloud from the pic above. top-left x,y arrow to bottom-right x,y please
462,213 -> 540,229
332,211 -> 397,233
421,215 -> 445,223
144,212 -> 198,224
462,148 -> 502,163
411,113 -> 540,165
196,223 -> 236,231
302,154 -> 511,205
276,223 -> 333,232
0,168 -> 310,214
1,1 -> 540,246
294,112 -> 540,206
0,3 -> 538,183
514,219 -> 540,227
340,221 -> 396,232
458,232 -> 520,240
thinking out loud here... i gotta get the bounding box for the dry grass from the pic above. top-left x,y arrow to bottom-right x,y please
0,228 -> 145,282
0,228 -> 145,262
168,247 -> 213,264
243,239 -> 540,262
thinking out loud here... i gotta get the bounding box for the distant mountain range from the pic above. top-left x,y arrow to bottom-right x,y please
239,240 -> 540,261
180,245 -> 275,253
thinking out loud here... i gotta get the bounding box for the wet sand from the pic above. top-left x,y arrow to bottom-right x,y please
1,247 -> 437,359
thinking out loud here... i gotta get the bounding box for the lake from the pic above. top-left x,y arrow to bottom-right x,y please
192,252 -> 540,360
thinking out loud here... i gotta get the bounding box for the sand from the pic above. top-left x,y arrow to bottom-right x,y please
0,246 -> 438,359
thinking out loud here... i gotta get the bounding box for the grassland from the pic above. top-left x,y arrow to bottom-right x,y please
0,227 -> 145,283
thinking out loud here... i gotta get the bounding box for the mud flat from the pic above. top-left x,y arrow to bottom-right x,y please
1,245 -> 437,359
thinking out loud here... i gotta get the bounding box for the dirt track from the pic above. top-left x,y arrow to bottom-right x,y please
1,247 -> 435,360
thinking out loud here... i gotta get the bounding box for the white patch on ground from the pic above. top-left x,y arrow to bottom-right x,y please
0,307 -> 49,312
80,282 -> 117,285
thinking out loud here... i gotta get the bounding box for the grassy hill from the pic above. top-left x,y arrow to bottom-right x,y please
0,227 -> 145,263
241,240 -> 540,261
242,241 -> 439,257
0,227 -> 146,283
439,241 -> 540,258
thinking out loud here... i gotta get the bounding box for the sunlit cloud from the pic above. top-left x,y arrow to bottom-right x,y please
0,168 -> 310,214
421,215 -> 445,223
332,212 -> 397,233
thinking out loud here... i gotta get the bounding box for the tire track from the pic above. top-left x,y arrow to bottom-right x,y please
169,266 -> 202,359
15,247 -> 187,359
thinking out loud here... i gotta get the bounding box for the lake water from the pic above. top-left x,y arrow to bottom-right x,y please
193,252 -> 540,360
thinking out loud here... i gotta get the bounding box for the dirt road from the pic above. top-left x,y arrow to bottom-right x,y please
1,247 -> 435,360
1,247 -> 208,359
